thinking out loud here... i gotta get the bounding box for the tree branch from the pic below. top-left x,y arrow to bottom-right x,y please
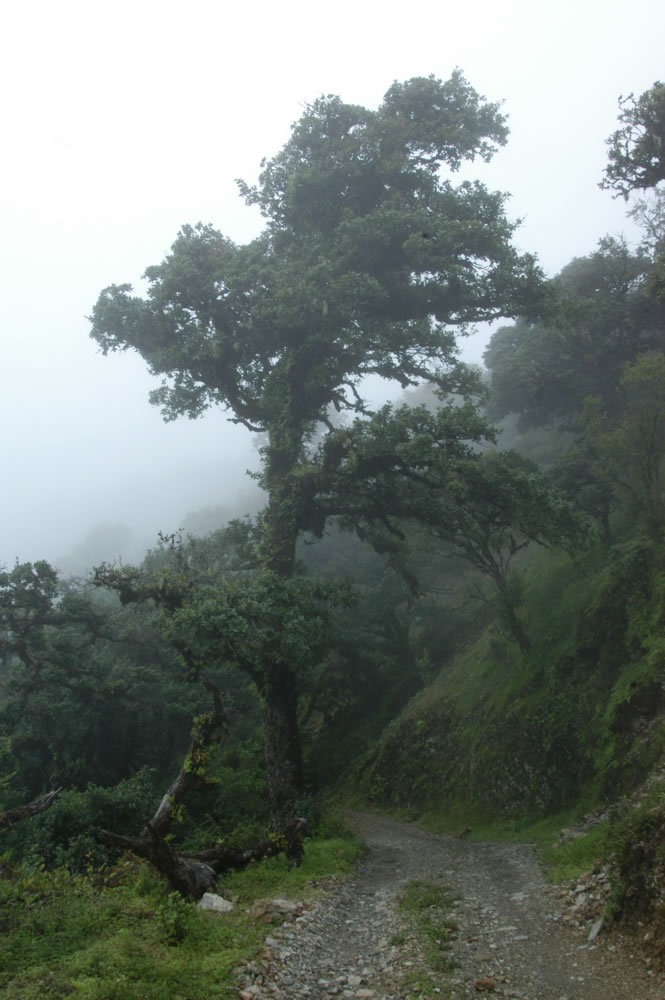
0,787 -> 63,829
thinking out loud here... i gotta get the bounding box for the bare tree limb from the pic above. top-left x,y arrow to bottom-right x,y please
147,679 -> 227,838
0,787 -> 63,829
95,682 -> 309,898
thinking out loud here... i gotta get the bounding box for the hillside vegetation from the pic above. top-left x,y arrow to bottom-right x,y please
2,76 -> 665,995
353,531 -> 665,827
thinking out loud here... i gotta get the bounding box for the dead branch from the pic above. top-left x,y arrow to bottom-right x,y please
95,681 -> 309,898
0,787 -> 63,829
147,679 -> 227,838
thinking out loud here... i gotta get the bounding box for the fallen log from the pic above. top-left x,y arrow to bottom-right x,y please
97,823 -> 219,899
183,816 -> 310,871
97,821 -> 308,899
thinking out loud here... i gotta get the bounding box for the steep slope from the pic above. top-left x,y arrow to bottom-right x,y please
344,528 -> 665,950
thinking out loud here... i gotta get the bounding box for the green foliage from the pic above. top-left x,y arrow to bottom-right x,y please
585,355 -> 665,538
0,828 -> 363,1000
484,237 -> 664,430
297,528 -> 437,790
630,188 -> 665,304
89,71 -> 546,819
164,570 -> 331,690
0,860 -> 255,999
602,81 -> 665,196
9,73 -> 665,927
90,73 -> 539,435
156,891 -> 197,945
176,735 -> 270,847
551,427 -> 615,543
0,560 -> 203,800
604,797 -> 665,922
0,732 -> 15,790
9,769 -> 160,871
323,404 -> 583,653
350,526 -> 665,828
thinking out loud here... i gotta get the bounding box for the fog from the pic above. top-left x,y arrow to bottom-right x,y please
1,0 -> 663,570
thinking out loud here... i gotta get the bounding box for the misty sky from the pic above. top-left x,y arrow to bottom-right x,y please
1,0 -> 663,569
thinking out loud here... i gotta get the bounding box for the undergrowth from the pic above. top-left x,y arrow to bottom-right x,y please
349,532 -> 665,845
0,828 -> 364,1000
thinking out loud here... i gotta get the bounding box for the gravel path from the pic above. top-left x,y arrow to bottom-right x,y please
236,812 -> 665,1000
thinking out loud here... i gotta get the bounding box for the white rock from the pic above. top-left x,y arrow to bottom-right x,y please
588,916 -> 605,942
198,892 -> 234,913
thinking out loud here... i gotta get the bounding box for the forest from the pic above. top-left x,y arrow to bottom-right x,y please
2,74 -> 665,999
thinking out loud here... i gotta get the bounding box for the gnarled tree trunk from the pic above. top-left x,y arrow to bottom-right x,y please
260,471 -> 307,825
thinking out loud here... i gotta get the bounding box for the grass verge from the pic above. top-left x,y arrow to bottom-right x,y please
0,830 -> 365,1000
415,805 -> 613,884
393,879 -> 458,999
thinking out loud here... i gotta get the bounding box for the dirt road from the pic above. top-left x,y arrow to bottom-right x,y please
237,812 -> 664,999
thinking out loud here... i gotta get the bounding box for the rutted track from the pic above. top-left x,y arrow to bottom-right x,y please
236,813 -> 664,999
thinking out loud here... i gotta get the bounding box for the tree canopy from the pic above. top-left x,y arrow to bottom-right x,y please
0,560 -> 204,797
90,73 -> 540,436
602,82 -> 665,197
578,355 -> 665,539
484,237 -> 664,430
316,406 -> 581,652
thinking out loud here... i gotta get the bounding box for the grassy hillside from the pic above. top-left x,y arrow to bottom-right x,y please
349,529 -> 665,834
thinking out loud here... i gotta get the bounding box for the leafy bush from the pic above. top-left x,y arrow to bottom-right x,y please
11,768 -> 160,871
0,829 -> 363,1000
156,891 -> 198,945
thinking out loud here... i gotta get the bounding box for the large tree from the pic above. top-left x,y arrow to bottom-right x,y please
90,73 -> 542,821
